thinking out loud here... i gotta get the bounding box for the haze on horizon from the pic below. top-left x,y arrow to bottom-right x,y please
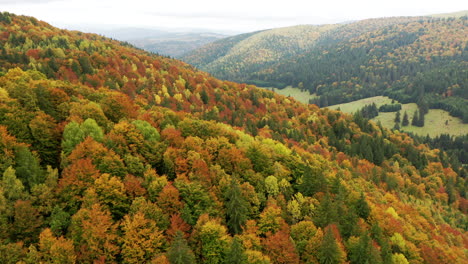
1,0 -> 467,33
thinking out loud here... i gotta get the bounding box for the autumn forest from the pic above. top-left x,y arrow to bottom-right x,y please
0,11 -> 467,264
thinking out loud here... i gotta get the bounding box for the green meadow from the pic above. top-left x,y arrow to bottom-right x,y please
328,96 -> 468,137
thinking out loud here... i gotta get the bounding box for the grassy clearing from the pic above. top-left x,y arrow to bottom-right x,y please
261,86 -> 317,104
327,96 -> 468,137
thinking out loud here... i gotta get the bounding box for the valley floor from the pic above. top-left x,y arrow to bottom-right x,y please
327,96 -> 468,137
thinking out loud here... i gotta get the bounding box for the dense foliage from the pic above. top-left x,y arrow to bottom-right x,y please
184,16 -> 468,122
0,12 -> 467,263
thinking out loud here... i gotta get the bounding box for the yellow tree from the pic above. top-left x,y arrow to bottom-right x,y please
121,212 -> 165,263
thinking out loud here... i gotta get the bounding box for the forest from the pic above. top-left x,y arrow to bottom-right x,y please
0,12 -> 467,264
184,16 -> 468,123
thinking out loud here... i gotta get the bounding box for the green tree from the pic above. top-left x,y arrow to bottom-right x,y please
15,146 -> 44,190
314,193 -> 337,228
224,178 -> 249,235
402,111 -> 409,126
226,237 -> 247,264
2,166 -> 25,201
300,165 -> 326,197
318,227 -> 344,264
394,111 -> 401,123
348,232 -> 382,264
354,192 -> 370,220
167,231 -> 196,264
411,110 -> 419,126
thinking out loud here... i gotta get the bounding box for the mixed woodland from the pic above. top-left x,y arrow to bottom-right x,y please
183,16 -> 468,123
0,12 -> 467,264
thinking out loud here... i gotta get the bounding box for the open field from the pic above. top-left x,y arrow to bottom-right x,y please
261,86 -> 317,104
327,96 -> 468,137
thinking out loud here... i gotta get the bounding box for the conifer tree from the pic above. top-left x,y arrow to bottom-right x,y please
394,111 -> 401,123
299,165 -> 326,197
354,192 -> 370,220
411,110 -> 419,126
226,237 -> 247,264
167,231 -> 196,264
402,111 -> 409,126
224,178 -> 249,234
318,227 -> 343,264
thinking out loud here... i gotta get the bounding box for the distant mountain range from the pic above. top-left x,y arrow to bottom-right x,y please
127,32 -> 227,58
181,12 -> 468,123
52,25 -> 230,58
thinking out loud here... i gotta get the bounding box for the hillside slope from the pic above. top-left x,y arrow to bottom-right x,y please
182,24 -> 338,86
0,12 -> 467,264
183,16 -> 468,122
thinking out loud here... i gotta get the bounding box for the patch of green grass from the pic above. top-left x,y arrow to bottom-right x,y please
398,109 -> 468,137
261,86 -> 317,104
327,96 -> 393,113
328,96 -> 468,137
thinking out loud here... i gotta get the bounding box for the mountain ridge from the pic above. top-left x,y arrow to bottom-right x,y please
182,15 -> 468,123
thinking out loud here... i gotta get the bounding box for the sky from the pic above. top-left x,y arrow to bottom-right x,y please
1,0 -> 467,33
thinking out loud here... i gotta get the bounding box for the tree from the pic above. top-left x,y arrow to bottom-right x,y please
121,212 -> 165,263
394,111 -> 401,123
314,193 -> 337,228
317,227 -> 345,264
264,176 -> 279,196
226,237 -> 247,264
224,178 -> 249,235
348,232 -> 382,264
354,192 -> 371,220
299,165 -> 326,197
198,220 -> 230,264
14,146 -> 44,190
69,203 -> 119,263
263,226 -> 300,264
411,110 -> 419,126
38,228 -> 76,264
2,166 -> 25,201
402,111 -> 409,126
167,231 -> 196,264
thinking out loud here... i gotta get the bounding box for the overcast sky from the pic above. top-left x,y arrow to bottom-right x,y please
1,0 -> 467,33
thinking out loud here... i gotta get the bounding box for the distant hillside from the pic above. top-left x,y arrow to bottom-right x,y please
430,10 -> 468,18
0,11 -> 467,264
128,32 -> 226,58
182,24 -> 339,86
183,16 -> 468,123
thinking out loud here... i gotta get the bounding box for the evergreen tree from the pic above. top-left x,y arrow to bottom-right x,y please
348,232 -> 382,264
226,237 -> 247,264
314,193 -> 337,228
418,110 -> 425,127
354,192 -> 371,220
224,178 -> 249,234
167,231 -> 196,264
299,165 -> 327,197
411,110 -> 419,126
394,111 -> 401,123
200,89 -> 209,104
402,111 -> 409,126
318,227 -> 343,264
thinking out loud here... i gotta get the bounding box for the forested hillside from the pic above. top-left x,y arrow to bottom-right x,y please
0,12 -> 467,264
182,25 -> 338,87
183,16 -> 468,123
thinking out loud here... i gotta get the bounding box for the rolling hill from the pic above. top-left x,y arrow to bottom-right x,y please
128,32 -> 226,58
0,11 -> 467,264
182,15 -> 468,123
